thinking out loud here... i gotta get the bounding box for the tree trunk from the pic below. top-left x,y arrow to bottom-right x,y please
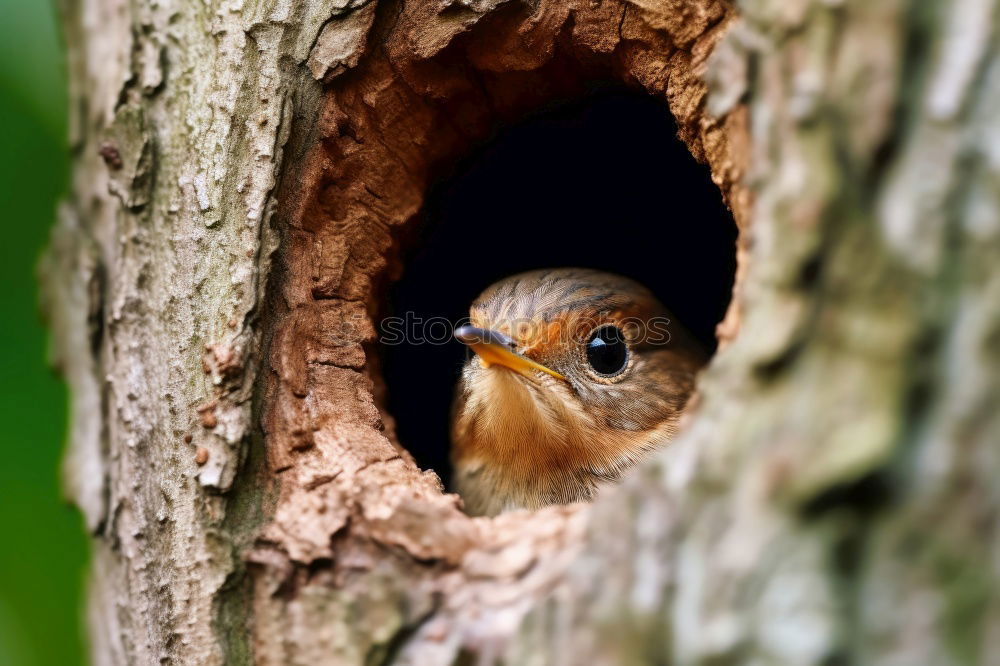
43,0 -> 999,664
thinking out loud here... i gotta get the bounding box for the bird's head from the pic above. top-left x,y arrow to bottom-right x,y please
450,268 -> 707,515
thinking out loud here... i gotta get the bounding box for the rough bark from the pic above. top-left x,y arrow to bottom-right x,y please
43,0 -> 999,665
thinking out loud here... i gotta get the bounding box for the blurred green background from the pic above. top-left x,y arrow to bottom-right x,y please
0,1 -> 88,665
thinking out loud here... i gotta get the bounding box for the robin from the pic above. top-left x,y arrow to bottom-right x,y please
451,268 -> 707,516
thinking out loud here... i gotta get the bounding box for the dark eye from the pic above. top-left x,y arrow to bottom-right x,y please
586,326 -> 629,377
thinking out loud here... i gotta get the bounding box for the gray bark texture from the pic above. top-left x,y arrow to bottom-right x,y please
42,0 -> 999,664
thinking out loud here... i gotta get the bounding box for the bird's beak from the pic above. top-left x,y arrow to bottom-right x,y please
454,325 -> 565,381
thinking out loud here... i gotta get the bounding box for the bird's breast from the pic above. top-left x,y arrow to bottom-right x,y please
450,363 -> 663,516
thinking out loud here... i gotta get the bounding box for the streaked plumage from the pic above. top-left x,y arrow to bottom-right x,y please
451,268 -> 706,516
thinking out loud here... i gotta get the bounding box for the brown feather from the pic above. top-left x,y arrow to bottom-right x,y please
451,268 -> 707,516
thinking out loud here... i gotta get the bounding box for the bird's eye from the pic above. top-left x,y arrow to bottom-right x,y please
586,326 -> 629,377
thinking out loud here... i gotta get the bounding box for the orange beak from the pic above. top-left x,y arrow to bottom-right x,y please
454,325 -> 565,381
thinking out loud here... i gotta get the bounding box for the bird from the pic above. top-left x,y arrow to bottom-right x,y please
450,268 -> 707,516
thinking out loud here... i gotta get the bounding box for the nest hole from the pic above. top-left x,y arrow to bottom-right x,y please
380,89 -> 737,488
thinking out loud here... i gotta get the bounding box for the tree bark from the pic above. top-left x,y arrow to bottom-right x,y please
44,0 -> 999,664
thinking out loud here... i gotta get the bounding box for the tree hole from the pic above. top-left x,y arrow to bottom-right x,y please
380,89 -> 737,488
